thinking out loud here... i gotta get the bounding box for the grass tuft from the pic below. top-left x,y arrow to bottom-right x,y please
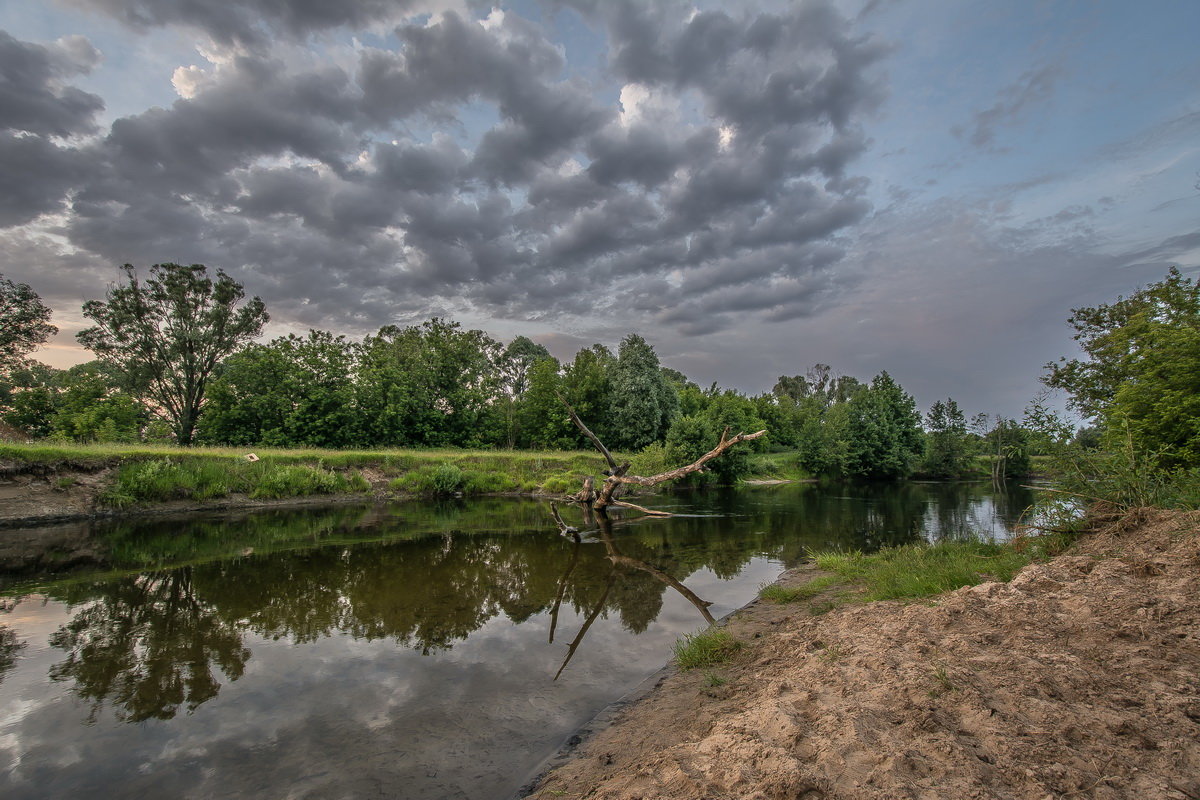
672,627 -> 742,670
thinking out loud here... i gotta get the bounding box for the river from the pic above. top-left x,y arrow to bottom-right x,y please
0,481 -> 1034,799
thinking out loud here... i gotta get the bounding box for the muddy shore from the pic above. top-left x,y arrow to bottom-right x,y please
525,509 -> 1200,800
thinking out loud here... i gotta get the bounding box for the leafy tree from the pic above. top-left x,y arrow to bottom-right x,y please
608,334 -> 679,451
560,345 -> 616,446
1043,267 -> 1200,467
922,398 -> 970,479
515,356 -> 576,448
840,371 -> 923,480
499,336 -> 553,447
666,390 -> 765,484
77,264 -> 268,445
50,362 -> 145,443
501,336 -> 552,398
355,319 -> 505,448
0,273 -> 57,375
199,331 -> 357,447
0,362 -> 60,438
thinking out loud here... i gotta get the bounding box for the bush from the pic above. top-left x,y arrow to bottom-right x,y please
430,462 -> 464,495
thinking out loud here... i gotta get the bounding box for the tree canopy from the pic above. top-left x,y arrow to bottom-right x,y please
77,263 -> 268,445
1043,267 -> 1200,467
0,274 -> 57,375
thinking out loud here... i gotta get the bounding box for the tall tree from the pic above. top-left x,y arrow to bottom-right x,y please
841,371 -> 923,480
355,319 -> 505,448
922,398 -> 969,479
1043,267 -> 1200,467
77,263 -> 269,445
0,273 -> 57,375
608,334 -> 679,451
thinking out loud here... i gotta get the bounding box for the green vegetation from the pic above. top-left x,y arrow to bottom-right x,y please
813,541 -> 1033,601
77,263 -> 269,445
759,574 -> 840,603
672,627 -> 742,670
1032,267 -> 1200,510
97,457 -> 370,508
1,273 -> 57,374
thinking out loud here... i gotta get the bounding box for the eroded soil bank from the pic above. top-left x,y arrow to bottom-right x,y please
526,509 -> 1200,800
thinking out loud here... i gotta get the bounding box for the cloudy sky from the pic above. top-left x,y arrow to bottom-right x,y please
2,0 -> 1197,418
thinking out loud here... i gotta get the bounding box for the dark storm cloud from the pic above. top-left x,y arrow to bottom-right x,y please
0,31 -> 103,137
63,0 -> 449,47
9,2 -> 890,339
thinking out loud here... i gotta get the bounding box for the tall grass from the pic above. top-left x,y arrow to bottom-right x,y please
672,628 -> 742,669
98,457 -> 369,507
812,541 -> 1032,601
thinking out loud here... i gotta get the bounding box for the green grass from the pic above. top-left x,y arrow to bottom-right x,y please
758,573 -> 841,603
0,441 -> 616,506
812,540 -> 1034,601
97,457 -> 371,507
743,451 -> 813,482
672,627 -> 742,670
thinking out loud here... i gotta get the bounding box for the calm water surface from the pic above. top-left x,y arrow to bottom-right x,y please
0,481 -> 1034,799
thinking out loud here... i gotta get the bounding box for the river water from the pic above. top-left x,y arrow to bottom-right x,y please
0,481 -> 1034,800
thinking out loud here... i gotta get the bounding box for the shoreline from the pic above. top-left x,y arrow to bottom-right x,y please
523,509 -> 1200,800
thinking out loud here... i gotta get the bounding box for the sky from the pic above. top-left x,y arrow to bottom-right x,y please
1,0 -> 1197,419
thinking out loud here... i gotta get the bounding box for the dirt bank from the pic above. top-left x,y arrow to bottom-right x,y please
526,509 -> 1200,800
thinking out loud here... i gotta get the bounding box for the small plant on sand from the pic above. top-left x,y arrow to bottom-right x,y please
702,670 -> 728,687
672,628 -> 741,670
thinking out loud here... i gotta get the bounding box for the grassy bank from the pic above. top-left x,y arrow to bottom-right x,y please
0,442 -> 615,508
758,531 -> 1076,611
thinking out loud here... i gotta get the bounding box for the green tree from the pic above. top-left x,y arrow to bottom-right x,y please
199,331 -> 357,447
0,362 -> 60,438
922,398 -> 970,479
50,362 -> 145,443
355,319 -> 505,447
1043,267 -> 1200,467
77,264 -> 269,445
560,345 -> 615,446
841,371 -> 923,480
515,356 -> 576,448
0,273 -> 57,375
608,334 -> 679,451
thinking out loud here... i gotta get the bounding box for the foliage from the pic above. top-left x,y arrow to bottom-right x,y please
921,398 -> 970,478
559,344 -> 616,446
672,627 -> 742,670
1043,267 -> 1200,468
0,273 -> 57,375
50,362 -> 145,443
607,334 -> 679,451
514,356 -> 575,449
77,263 -> 269,445
840,372 -> 924,480
355,318 -> 505,448
198,331 -> 357,448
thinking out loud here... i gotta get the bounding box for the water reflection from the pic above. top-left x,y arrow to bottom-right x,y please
48,571 -> 249,722
0,480 -> 1034,800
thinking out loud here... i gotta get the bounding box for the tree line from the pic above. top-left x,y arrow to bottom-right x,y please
25,261 -> 1200,485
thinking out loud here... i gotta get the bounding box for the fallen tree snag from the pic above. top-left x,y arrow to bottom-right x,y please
556,395 -> 767,513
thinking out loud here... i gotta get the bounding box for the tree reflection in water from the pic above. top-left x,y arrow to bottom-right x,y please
32,482 -> 1030,722
48,570 -> 249,722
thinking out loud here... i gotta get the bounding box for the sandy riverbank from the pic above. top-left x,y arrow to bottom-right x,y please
525,508 -> 1200,800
